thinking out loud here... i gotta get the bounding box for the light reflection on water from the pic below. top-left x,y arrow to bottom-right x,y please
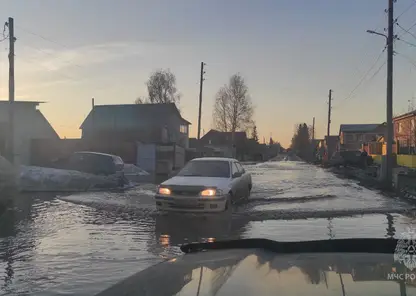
0,161 -> 415,295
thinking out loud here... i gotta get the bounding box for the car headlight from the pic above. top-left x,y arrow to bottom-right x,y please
200,188 -> 223,196
158,187 -> 171,195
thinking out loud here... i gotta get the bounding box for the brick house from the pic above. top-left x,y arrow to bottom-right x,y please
339,123 -> 386,151
393,110 -> 416,154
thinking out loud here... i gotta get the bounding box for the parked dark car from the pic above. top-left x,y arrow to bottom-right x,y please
52,151 -> 126,186
329,150 -> 373,168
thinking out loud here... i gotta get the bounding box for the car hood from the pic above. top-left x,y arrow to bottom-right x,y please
162,176 -> 231,190
96,248 -> 402,296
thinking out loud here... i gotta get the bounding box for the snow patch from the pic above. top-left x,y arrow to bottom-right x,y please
19,166 -> 121,192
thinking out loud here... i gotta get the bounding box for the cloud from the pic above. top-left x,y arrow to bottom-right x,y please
19,41 -> 160,72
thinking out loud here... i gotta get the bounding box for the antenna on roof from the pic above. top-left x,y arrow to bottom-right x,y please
92,98 -> 95,109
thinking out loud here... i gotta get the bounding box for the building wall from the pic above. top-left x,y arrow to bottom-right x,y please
165,114 -> 189,148
394,115 -> 416,150
0,105 -> 59,165
340,131 -> 384,151
81,114 -> 189,148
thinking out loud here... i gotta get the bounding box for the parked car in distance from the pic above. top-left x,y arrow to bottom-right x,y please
52,151 -> 126,186
329,150 -> 373,168
155,157 -> 252,213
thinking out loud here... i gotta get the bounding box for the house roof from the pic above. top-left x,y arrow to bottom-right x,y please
79,103 -> 190,129
339,124 -> 384,134
393,110 -> 416,121
0,101 -> 44,106
201,129 -> 247,141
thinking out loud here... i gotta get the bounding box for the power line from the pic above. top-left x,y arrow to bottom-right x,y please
396,51 -> 416,68
397,19 -> 416,39
396,0 -> 416,19
15,25 -> 71,50
338,48 -> 386,104
21,43 -> 83,69
396,22 -> 416,40
15,54 -> 81,83
1,22 -> 9,42
397,37 -> 416,47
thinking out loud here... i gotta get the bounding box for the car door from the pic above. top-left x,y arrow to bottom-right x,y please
230,162 -> 242,199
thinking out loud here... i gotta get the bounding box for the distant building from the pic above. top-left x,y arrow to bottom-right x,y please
393,110 -> 416,154
199,130 -> 248,159
0,101 -> 59,165
339,123 -> 385,151
325,135 -> 340,158
80,103 -> 191,148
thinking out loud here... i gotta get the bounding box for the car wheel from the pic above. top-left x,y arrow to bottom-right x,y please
224,193 -> 232,212
242,185 -> 251,201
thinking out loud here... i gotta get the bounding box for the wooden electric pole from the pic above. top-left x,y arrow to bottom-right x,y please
385,0 -> 394,187
197,62 -> 206,140
327,90 -> 332,139
7,17 -> 15,164
312,117 -> 315,140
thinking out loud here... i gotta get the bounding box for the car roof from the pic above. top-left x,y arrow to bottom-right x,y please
190,157 -> 239,162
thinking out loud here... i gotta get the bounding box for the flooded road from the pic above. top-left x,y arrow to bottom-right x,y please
0,161 -> 415,295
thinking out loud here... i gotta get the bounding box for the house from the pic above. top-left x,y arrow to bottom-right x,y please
339,123 -> 386,151
199,130 -> 248,159
80,103 -> 191,148
393,110 -> 416,154
325,135 -> 340,158
0,101 -> 60,165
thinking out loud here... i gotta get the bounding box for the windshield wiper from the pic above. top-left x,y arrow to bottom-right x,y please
180,238 -> 398,254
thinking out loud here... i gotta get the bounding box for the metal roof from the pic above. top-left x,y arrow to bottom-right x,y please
339,124 -> 383,133
80,103 -> 190,129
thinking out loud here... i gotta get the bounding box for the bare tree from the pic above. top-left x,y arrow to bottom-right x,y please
213,86 -> 230,132
146,69 -> 180,104
212,74 -> 254,133
135,96 -> 146,104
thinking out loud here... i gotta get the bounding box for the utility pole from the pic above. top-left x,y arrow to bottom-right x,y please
327,90 -> 332,139
7,17 -> 15,164
312,117 -> 315,140
366,0 -> 395,186
385,0 -> 394,187
197,62 -> 206,140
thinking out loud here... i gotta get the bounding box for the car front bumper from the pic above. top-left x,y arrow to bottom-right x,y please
154,194 -> 228,213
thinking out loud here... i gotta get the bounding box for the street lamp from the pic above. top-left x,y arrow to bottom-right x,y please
366,30 -> 388,41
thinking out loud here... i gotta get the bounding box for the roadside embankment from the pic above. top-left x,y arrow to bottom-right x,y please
328,164 -> 416,200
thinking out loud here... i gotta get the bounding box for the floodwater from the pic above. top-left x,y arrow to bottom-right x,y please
0,161 -> 415,295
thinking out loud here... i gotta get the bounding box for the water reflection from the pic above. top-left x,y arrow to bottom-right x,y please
155,213 -> 248,242
98,249 -> 416,296
0,193 -> 39,292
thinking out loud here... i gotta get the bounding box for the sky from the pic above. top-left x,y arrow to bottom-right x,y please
0,0 -> 416,147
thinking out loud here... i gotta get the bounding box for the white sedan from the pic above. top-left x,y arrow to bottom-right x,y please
155,157 -> 252,212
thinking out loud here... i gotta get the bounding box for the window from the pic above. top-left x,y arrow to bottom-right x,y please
232,162 -> 239,176
345,134 -> 354,143
412,119 -> 415,131
177,160 -> 230,178
399,122 -> 403,133
179,124 -> 188,134
236,162 -> 245,173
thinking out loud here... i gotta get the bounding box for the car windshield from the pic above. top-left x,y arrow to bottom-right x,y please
177,160 -> 230,178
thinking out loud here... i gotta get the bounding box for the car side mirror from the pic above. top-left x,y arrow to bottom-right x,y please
233,172 -> 242,178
